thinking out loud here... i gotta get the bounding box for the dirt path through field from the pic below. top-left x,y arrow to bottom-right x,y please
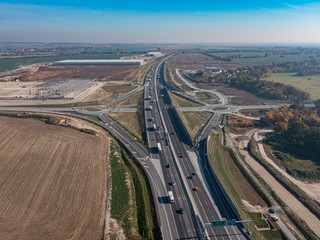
238,138 -> 320,236
254,130 -> 320,204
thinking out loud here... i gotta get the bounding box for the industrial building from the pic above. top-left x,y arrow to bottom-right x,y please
53,59 -> 142,66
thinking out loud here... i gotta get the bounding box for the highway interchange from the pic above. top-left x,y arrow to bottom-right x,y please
0,55 -> 299,239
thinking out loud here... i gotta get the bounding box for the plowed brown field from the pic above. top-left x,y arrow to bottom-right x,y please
0,116 -> 108,240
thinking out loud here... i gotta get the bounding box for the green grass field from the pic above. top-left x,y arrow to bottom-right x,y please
234,54 -> 320,66
264,73 -> 320,100
0,53 -> 133,72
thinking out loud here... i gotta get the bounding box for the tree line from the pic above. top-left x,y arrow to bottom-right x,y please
262,104 -> 320,159
189,64 -> 310,101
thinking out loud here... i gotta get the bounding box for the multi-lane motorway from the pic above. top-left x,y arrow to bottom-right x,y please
143,57 -> 247,239
0,56 -> 297,240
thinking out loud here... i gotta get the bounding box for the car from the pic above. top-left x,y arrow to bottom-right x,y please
187,176 -> 193,180
191,172 -> 196,176
177,208 -> 184,214
169,181 -> 176,186
179,155 -> 183,158
271,216 -> 279,222
268,208 -> 275,214
193,186 -> 199,191
165,164 -> 170,168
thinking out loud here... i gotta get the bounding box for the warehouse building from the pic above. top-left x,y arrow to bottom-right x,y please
53,59 -> 142,66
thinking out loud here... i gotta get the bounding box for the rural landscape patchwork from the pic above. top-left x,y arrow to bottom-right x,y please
0,1 -> 320,240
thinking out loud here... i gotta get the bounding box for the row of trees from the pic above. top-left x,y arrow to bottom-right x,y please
262,104 -> 320,157
209,66 -> 310,101
188,57 -> 320,101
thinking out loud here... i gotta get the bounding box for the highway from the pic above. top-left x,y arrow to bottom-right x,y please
157,63 -> 246,240
145,59 -> 199,239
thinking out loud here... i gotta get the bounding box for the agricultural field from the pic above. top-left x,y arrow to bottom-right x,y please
0,116 -> 109,240
264,73 -> 320,100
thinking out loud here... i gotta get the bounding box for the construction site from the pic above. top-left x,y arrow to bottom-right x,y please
0,57 -> 149,102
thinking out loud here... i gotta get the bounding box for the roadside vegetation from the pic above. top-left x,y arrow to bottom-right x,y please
208,132 -> 285,239
169,92 -> 202,107
103,83 -> 136,94
116,91 -> 143,108
108,113 -> 142,141
194,91 -> 218,103
227,114 -> 263,134
178,111 -> 211,141
109,140 -> 156,239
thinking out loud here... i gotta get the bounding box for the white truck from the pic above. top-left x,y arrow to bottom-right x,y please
157,142 -> 162,152
168,191 -> 174,203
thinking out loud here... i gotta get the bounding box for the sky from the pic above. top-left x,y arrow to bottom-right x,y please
0,0 -> 320,43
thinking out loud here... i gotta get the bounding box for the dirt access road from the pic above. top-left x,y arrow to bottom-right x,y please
0,116 -> 109,240
237,133 -> 320,237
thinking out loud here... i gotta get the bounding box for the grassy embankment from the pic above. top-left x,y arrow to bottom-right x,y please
169,92 -> 202,107
110,140 -> 156,239
108,113 -> 142,141
264,73 -> 320,100
248,139 -> 320,240
208,132 -> 286,240
178,112 -> 211,141
195,91 -> 218,103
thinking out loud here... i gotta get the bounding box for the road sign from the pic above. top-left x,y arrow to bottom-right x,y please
211,220 -> 236,227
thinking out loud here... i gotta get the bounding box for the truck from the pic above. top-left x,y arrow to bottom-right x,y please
157,142 -> 162,152
153,123 -> 157,131
168,191 -> 174,203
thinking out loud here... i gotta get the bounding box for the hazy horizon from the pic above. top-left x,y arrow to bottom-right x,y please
1,1 -> 320,43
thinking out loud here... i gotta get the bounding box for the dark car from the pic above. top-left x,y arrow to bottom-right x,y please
268,208 -> 275,214
169,181 -> 176,186
191,172 -> 196,176
177,208 -> 184,214
165,164 -> 170,168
